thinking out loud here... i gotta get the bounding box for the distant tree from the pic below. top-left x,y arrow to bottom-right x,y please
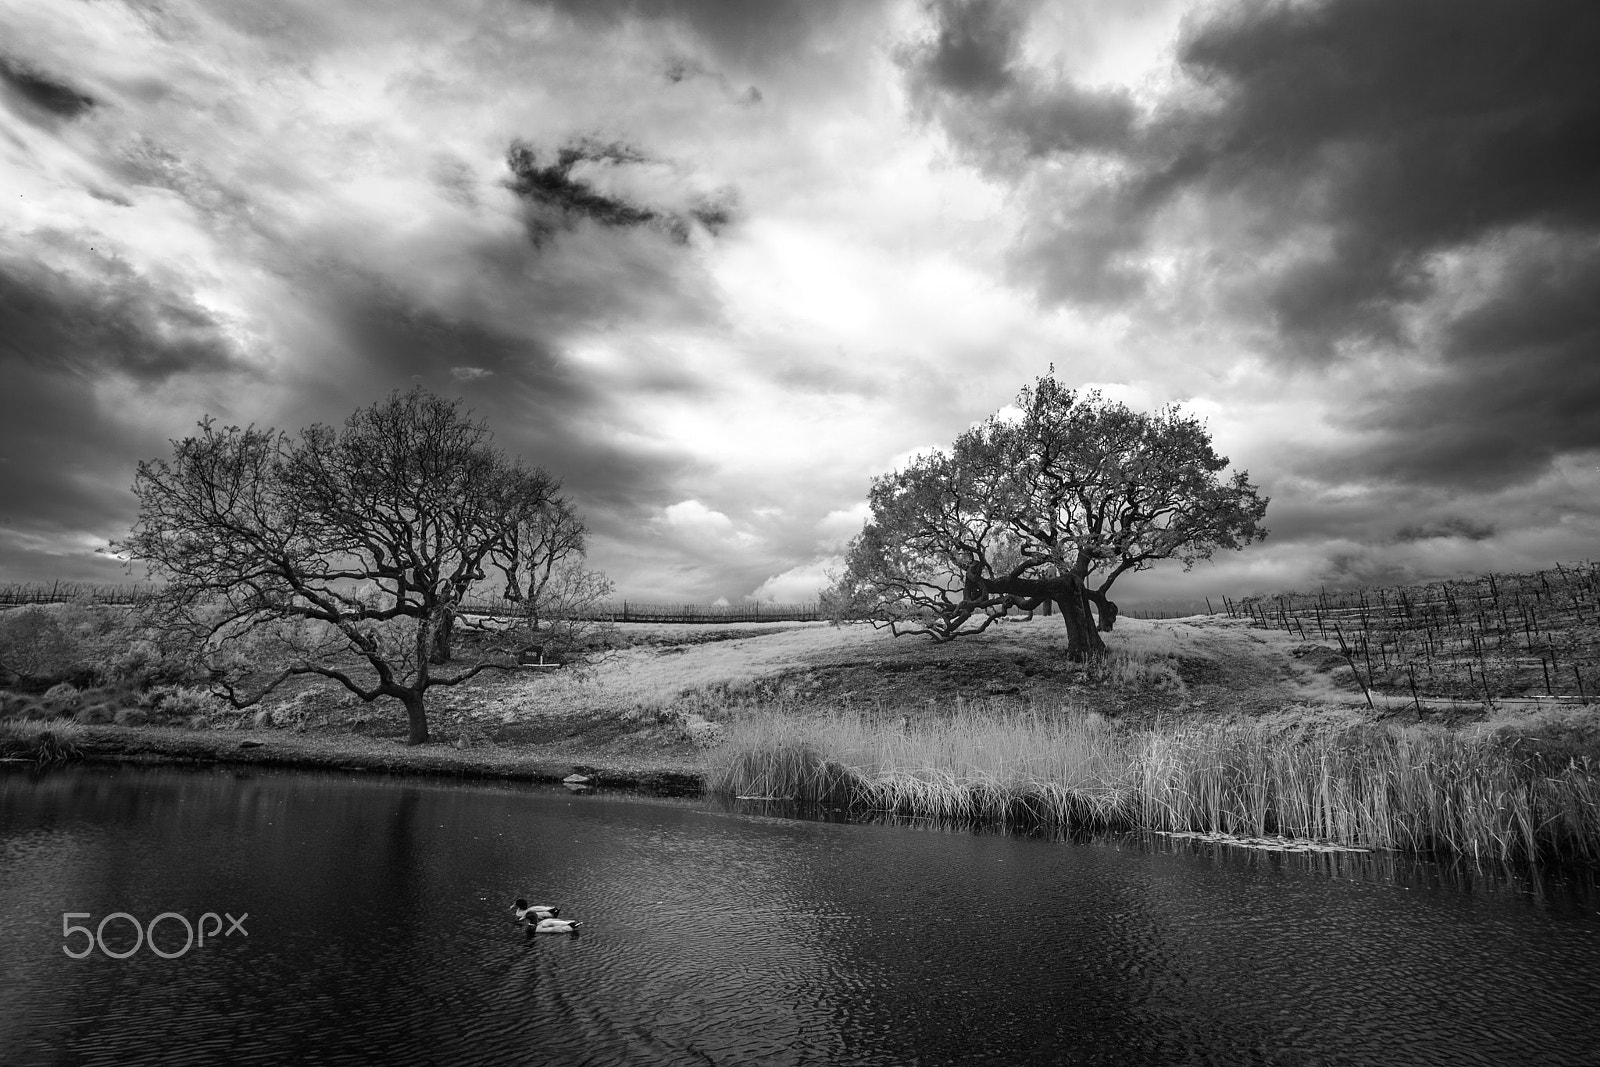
490,496 -> 589,628
831,372 -> 1269,659
485,494 -> 614,659
116,387 -> 604,744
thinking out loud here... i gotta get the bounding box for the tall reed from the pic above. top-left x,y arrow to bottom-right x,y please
704,705 -> 1600,864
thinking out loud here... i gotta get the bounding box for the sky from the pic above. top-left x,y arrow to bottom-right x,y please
2,0 -> 1598,610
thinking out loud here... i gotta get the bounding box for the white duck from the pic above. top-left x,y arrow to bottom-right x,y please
528,916 -> 583,935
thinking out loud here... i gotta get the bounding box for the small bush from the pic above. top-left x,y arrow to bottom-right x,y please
42,683 -> 83,714
113,709 -> 149,727
0,692 -> 37,720
105,639 -> 164,685
75,703 -> 116,725
144,685 -> 220,721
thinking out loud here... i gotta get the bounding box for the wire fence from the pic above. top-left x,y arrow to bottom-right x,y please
457,599 -> 823,624
1223,562 -> 1600,707
0,582 -> 159,607
0,583 -> 823,625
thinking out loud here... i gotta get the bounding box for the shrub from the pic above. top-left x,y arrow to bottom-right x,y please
75,703 -> 116,725
42,683 -> 83,714
144,685 -> 220,720
0,606 -> 77,685
0,602 -> 206,689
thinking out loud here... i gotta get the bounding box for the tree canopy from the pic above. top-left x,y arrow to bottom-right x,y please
829,373 -> 1269,658
117,386 -> 605,743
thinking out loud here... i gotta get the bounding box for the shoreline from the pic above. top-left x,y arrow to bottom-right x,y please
11,717 -> 1600,864
49,724 -> 709,797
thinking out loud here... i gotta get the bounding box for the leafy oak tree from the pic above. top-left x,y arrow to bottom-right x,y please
831,373 -> 1269,660
117,387 -> 601,744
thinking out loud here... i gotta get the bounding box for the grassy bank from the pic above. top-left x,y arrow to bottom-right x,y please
706,704 -> 1600,864
0,720 -> 704,795
6,599 -> 1599,863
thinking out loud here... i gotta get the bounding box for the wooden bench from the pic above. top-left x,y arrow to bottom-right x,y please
517,645 -> 562,671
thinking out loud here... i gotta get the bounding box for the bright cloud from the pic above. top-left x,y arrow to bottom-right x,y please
2,0 -> 1596,608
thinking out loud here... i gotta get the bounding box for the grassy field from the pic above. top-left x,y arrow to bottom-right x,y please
3,590 -> 1598,863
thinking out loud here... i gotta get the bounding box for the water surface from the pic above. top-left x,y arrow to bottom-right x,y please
2,765 -> 1597,1065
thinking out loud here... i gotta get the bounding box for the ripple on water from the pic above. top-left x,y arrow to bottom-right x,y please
2,765 -> 1599,1066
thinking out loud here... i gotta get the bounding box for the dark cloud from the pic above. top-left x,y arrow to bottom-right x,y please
911,0 -> 1023,97
291,266 -> 710,528
505,138 -> 737,246
0,240 -> 261,581
907,0 -> 1600,490
0,364 -> 141,528
1318,550 -> 1433,591
0,354 -> 182,587
1337,235 -> 1600,489
1395,518 -> 1496,544
0,56 -> 95,121
1174,0 -> 1600,350
0,245 -> 246,382
904,0 -> 1137,160
507,139 -> 660,242
908,0 -> 1600,334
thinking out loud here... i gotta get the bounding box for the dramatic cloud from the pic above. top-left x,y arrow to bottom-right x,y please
0,55 -> 95,122
910,0 -> 1600,350
896,0 -> 1600,602
1,0 -> 1596,607
0,239 -> 247,382
505,137 -> 737,246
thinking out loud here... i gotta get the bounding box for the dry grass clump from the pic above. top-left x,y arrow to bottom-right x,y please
705,704 -> 1600,864
0,719 -> 87,764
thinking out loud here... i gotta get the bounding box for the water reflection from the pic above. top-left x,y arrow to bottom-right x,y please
715,791 -> 1600,915
3,765 -> 1599,1066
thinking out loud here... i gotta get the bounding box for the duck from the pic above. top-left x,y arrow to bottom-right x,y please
527,916 -> 583,935
512,899 -> 560,922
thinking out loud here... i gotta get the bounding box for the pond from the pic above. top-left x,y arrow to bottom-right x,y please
2,764 -> 1598,1066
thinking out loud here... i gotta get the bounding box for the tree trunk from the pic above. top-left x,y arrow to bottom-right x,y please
400,688 -> 429,745
429,608 -> 455,664
1057,583 -> 1106,659
1084,589 -> 1119,632
971,572 -> 1106,661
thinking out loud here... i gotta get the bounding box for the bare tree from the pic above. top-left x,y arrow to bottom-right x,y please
117,387 -> 601,744
491,496 -> 588,628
